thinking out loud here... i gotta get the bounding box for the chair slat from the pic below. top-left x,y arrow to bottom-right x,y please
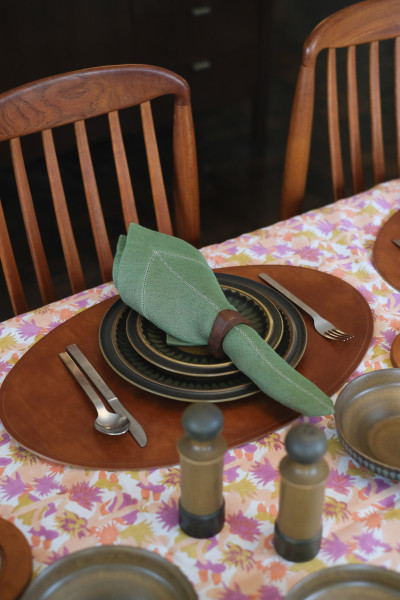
171,104 -> 200,245
395,37 -> 400,175
74,119 -> 113,282
42,129 -> 86,293
347,45 -> 364,194
140,101 -> 173,236
108,110 -> 139,231
327,48 -> 345,200
369,41 -> 386,183
10,137 -> 56,305
0,197 -> 28,316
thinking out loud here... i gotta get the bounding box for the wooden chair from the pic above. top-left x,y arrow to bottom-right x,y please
0,64 -> 200,317
280,0 -> 400,220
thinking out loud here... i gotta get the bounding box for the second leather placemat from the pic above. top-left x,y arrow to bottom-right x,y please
0,265 -> 373,470
373,209 -> 400,290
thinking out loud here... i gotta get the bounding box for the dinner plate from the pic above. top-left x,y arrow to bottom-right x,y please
99,274 -> 307,402
217,274 -> 307,368
335,369 -> 400,481
21,546 -> 197,600
0,517 -> 32,600
125,283 -> 284,378
101,299 -> 259,401
285,564 -> 400,599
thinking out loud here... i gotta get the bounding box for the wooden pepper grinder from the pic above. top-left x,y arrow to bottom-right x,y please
178,403 -> 227,538
274,423 -> 329,562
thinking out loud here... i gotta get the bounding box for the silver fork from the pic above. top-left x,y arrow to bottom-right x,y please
258,273 -> 354,341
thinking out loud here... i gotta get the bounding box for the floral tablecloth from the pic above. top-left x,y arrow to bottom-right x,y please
1,180 -> 400,598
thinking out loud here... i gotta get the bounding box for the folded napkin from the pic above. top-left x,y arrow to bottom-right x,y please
113,224 -> 334,416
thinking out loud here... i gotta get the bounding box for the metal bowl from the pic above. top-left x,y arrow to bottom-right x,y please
335,369 -> 400,481
285,564 -> 400,599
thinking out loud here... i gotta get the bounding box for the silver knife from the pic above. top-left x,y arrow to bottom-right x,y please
66,344 -> 147,447
392,239 -> 400,248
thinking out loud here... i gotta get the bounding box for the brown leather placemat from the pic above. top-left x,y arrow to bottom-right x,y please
0,517 -> 32,600
373,209 -> 400,290
390,332 -> 400,367
0,265 -> 373,470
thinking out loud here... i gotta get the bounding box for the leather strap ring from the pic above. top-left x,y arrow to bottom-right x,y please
208,309 -> 256,359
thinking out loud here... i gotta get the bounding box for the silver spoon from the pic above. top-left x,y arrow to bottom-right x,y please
59,352 -> 129,435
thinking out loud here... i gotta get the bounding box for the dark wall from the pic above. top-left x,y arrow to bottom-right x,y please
0,0 -> 367,319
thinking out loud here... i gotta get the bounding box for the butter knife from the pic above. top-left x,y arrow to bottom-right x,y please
66,344 -> 147,447
392,239 -> 400,248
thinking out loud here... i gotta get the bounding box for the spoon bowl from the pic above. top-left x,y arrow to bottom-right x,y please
94,411 -> 129,435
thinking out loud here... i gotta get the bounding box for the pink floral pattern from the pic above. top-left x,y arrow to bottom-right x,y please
1,181 -> 400,597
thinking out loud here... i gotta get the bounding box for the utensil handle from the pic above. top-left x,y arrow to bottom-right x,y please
258,273 -> 318,319
66,344 -> 115,400
59,352 -> 109,419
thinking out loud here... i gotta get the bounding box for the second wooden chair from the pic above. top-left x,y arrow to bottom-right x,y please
280,0 -> 400,220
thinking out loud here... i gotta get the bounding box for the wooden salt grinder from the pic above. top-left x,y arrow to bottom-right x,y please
178,403 -> 227,538
274,423 -> 329,562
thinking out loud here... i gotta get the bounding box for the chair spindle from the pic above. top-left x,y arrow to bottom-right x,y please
140,101 -> 173,236
327,48 -> 345,201
10,137 -> 56,305
0,198 -> 28,316
74,119 -> 113,283
42,128 -> 86,293
369,41 -> 386,184
108,110 -> 139,231
347,45 -> 364,194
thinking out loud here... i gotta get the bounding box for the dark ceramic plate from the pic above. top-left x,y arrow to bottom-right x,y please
285,564 -> 400,599
99,274 -> 307,402
21,546 -> 197,600
100,299 -> 259,401
217,274 -> 307,368
125,284 -> 284,378
335,369 -> 400,481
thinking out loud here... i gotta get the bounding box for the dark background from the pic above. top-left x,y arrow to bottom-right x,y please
0,0 -> 378,319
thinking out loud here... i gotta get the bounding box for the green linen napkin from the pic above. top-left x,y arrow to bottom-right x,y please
113,223 -> 334,416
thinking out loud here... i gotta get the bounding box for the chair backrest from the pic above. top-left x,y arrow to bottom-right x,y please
0,64 -> 200,317
280,0 -> 400,220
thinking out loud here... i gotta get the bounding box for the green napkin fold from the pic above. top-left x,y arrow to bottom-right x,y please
113,223 -> 334,416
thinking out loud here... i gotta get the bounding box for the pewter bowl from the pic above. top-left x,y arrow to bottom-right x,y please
335,369 -> 400,481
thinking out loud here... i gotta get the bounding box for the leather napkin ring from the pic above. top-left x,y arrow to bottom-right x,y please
208,309 -> 256,359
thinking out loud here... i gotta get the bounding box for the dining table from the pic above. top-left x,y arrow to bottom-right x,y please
1,178 -> 400,599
